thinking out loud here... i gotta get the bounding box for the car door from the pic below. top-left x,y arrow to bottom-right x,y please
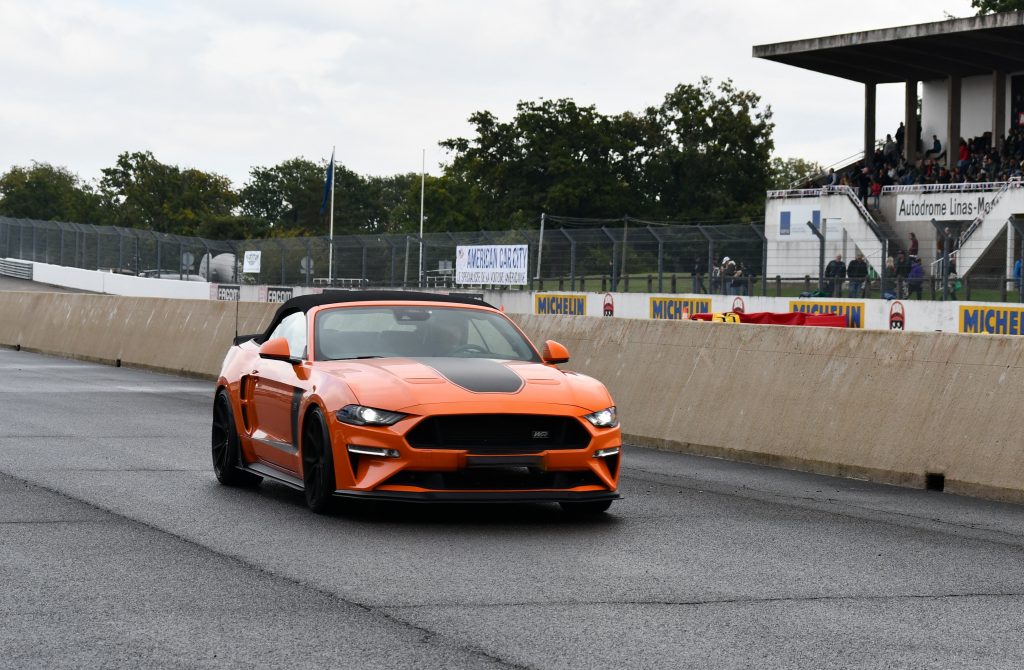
251,312 -> 308,473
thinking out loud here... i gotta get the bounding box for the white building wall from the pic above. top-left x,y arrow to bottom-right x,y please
921,73 -> 1022,150
961,75 -> 994,141
922,79 -> 947,150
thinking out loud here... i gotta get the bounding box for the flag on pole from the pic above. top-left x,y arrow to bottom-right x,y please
320,149 -> 335,216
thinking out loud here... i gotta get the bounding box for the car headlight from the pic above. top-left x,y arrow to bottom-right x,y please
583,406 -> 618,428
336,404 -> 407,426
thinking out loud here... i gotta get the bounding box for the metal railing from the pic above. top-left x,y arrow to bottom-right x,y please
3,214 -> 1024,303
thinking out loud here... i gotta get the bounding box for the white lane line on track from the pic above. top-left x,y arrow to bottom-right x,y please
0,364 -> 94,369
0,386 -> 211,393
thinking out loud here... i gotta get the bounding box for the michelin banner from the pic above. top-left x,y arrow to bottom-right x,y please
456,245 -> 528,286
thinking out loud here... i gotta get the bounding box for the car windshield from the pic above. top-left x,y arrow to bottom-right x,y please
315,306 -> 540,362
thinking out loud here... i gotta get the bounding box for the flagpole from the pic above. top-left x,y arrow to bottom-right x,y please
418,148 -> 425,288
328,146 -> 335,286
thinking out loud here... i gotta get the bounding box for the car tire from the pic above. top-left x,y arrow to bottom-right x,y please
302,407 -> 336,514
559,499 -> 613,516
212,390 -> 262,487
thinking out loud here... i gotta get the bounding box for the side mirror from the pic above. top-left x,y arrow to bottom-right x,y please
542,340 -> 570,364
259,337 -> 299,364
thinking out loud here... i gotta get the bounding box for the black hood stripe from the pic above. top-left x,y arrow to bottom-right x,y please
416,358 -> 524,393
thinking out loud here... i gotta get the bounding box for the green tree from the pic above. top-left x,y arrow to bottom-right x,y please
638,78 -> 774,220
769,157 -> 826,190
440,79 -> 774,226
99,151 -> 237,236
972,0 -> 1024,13
240,157 -> 382,237
441,98 -> 644,228
0,162 -> 103,222
364,173 -> 420,233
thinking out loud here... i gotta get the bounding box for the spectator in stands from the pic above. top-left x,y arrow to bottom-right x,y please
895,250 -> 911,298
895,122 -> 906,154
1014,257 -> 1021,293
868,179 -> 882,208
857,167 -> 871,205
958,138 -> 970,171
824,253 -> 846,297
925,135 -> 944,161
826,168 -> 837,186
692,255 -> 706,293
846,252 -> 867,298
883,134 -> 898,163
908,232 -> 919,258
907,255 -> 924,300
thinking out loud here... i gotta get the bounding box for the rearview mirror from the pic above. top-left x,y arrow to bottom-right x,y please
258,337 -> 299,364
542,340 -> 570,364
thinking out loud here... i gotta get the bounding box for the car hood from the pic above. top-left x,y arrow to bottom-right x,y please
316,357 -> 612,412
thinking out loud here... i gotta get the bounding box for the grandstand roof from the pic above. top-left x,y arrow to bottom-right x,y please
753,11 -> 1024,84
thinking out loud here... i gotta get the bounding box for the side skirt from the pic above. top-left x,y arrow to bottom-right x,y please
240,462 -> 304,490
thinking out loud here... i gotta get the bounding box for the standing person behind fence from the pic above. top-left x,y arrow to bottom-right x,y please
948,253 -> 959,300
824,254 -> 846,297
895,250 -> 911,298
846,252 -> 867,298
721,257 -> 737,295
692,255 -> 706,293
883,255 -> 897,298
731,260 -> 746,296
908,231 -> 919,258
907,255 -> 924,299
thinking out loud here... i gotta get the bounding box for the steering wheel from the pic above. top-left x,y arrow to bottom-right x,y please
452,344 -> 488,355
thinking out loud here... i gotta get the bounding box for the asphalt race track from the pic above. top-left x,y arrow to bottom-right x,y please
2,347 -> 1024,669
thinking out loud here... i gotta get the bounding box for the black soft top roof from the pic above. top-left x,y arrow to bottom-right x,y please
258,290 -> 495,342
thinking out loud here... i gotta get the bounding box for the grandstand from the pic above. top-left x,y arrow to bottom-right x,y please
754,11 -> 1024,283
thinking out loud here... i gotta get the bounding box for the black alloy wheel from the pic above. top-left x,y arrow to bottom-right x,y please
559,499 -> 613,516
302,407 -> 337,514
212,390 -> 262,487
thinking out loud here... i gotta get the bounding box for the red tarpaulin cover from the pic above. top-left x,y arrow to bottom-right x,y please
689,311 -> 848,327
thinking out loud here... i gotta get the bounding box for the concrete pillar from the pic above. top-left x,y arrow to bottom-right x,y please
946,75 -> 961,169
993,70 -> 1006,151
864,83 -> 876,164
904,80 -> 918,163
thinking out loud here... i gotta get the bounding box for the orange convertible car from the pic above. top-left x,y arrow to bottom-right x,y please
212,291 -> 621,514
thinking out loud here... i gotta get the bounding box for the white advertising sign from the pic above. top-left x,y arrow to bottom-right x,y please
456,245 -> 528,285
895,192 -> 999,221
242,251 -> 262,274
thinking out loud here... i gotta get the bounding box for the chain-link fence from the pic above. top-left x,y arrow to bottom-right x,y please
2,214 -> 1022,301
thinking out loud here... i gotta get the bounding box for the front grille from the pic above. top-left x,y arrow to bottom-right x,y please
405,414 -> 591,453
383,468 -> 602,490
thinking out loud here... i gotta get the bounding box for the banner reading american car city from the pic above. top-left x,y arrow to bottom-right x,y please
456,245 -> 528,285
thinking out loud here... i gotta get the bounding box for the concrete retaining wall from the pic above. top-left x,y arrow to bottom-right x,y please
2,290 -> 1022,503
517,314 -> 1024,504
0,292 -> 276,378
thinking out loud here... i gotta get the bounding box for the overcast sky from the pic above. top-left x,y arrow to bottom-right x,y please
0,0 -> 977,188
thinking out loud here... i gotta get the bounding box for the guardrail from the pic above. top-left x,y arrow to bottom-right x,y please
0,258 -> 33,280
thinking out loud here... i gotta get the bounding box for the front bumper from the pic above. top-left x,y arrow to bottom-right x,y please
332,489 -> 621,504
330,407 -> 623,496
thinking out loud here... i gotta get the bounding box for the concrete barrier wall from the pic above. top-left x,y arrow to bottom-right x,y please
2,290 -> 1023,504
515,314 -> 1024,504
0,292 -> 277,378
